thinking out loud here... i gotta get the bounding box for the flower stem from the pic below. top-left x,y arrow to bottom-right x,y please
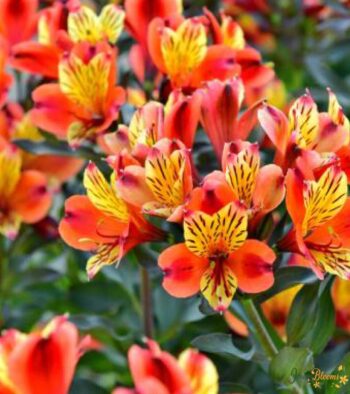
140,267 -> 154,338
241,298 -> 278,358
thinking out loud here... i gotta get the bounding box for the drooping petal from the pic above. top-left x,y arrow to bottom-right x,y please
10,170 -> 51,224
159,243 -> 208,297
59,195 -> 127,251
228,239 -> 275,293
178,349 -> 219,394
31,84 -> 78,138
200,261 -> 237,311
302,166 -> 347,234
83,162 -> 129,222
10,42 -> 60,78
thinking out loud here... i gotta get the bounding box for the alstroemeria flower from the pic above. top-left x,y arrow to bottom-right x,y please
203,9 -> 274,89
59,162 -> 163,279
0,146 -> 52,239
0,316 -> 96,394
200,77 -> 262,160
101,92 -> 201,160
0,0 -> 38,47
31,41 -> 125,147
11,1 -> 125,79
258,89 -> 350,170
222,141 -> 285,226
148,17 -> 241,89
279,164 -> 350,279
113,339 -> 218,394
116,138 -> 193,222
159,202 -> 275,311
1,107 -> 83,188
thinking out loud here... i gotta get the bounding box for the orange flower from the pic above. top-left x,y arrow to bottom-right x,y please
0,316 -> 96,394
159,202 -> 275,311
116,138 -> 193,222
199,78 -> 262,160
11,1 -> 125,79
279,164 -> 350,279
0,146 -> 52,239
148,17 -> 240,89
222,141 -> 285,228
0,0 -> 38,47
31,42 -> 125,147
59,162 -> 164,279
0,42 -> 13,109
113,339 -> 218,394
332,278 -> 350,333
101,92 -> 201,160
258,90 -> 350,170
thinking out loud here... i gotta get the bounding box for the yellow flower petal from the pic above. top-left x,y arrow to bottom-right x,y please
83,162 -> 129,222
302,166 -> 347,234
200,261 -> 237,311
86,242 -> 123,279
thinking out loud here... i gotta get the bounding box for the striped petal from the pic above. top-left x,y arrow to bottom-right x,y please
225,143 -> 260,206
289,92 -> 319,149
59,52 -> 111,115
68,6 -> 101,43
200,261 -> 237,311
83,162 -> 129,222
86,242 -> 123,280
0,147 -> 21,199
328,88 -> 350,131
302,166 -> 347,235
184,203 -> 248,258
309,246 -> 350,280
145,148 -> 190,211
161,19 -> 207,87
99,5 -> 125,44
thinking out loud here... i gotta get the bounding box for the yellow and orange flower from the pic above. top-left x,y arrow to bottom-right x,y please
113,339 -> 218,394
31,41 -> 125,147
0,315 -> 96,394
279,163 -> 350,279
258,89 -> 350,171
159,202 -> 275,311
0,146 -> 52,239
59,161 -> 164,279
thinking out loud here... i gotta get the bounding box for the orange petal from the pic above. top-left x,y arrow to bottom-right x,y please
31,84 -> 77,139
10,42 -> 60,78
224,310 -> 248,337
10,170 -> 51,224
258,103 -> 289,156
228,239 -> 275,293
158,243 -> 208,298
285,168 -> 305,233
25,155 -> 83,183
128,341 -> 190,392
0,0 -> 38,46
59,195 -> 127,251
189,45 -> 241,88
253,164 -> 285,214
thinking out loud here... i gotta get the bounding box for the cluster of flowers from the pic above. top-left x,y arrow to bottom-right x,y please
0,0 -> 350,392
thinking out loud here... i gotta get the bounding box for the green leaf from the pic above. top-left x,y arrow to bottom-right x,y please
191,333 -> 255,361
70,378 -> 108,394
220,382 -> 252,394
269,347 -> 314,385
257,267 -> 317,303
14,138 -> 101,161
287,278 -> 335,354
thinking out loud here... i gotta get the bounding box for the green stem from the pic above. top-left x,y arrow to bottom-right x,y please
241,298 -> 309,394
241,298 -> 278,358
140,267 -> 154,338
